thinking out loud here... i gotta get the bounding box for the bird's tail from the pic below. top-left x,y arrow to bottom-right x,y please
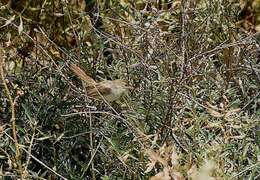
70,64 -> 96,86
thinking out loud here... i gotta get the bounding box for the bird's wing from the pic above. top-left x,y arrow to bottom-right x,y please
70,64 -> 96,86
88,82 -> 112,97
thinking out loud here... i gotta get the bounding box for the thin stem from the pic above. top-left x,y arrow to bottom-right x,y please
0,49 -> 23,176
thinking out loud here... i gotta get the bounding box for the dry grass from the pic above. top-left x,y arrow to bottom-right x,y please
0,0 -> 259,179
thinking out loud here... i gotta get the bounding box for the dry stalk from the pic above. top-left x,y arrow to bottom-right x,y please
0,48 -> 23,176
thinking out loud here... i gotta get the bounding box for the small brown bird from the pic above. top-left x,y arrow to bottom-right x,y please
70,64 -> 130,102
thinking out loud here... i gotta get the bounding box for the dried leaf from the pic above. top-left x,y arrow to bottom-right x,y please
1,15 -> 15,28
53,13 -> 64,17
207,108 -> 224,118
205,102 -> 221,111
121,154 -> 130,162
7,61 -> 15,72
163,167 -> 171,180
172,171 -> 184,180
255,24 -> 260,32
151,134 -> 158,146
149,172 -> 164,180
205,102 -> 224,117
145,149 -> 167,166
170,148 -> 179,166
5,32 -> 11,47
49,46 -> 61,59
18,16 -> 23,34
225,108 -> 241,118
196,160 -> 216,180
145,161 -> 156,173
187,165 -> 198,179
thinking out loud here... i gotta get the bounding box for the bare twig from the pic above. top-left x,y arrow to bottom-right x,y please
241,91 -> 260,111
0,48 -> 23,176
181,0 -> 187,74
4,132 -> 68,180
231,162 -> 260,179
80,137 -> 103,179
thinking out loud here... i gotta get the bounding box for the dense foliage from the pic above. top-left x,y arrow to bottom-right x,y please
0,0 -> 259,179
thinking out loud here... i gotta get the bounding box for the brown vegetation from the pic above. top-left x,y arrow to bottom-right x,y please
0,0 -> 259,179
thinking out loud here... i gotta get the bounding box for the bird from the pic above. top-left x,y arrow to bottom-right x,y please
70,64 -> 131,102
